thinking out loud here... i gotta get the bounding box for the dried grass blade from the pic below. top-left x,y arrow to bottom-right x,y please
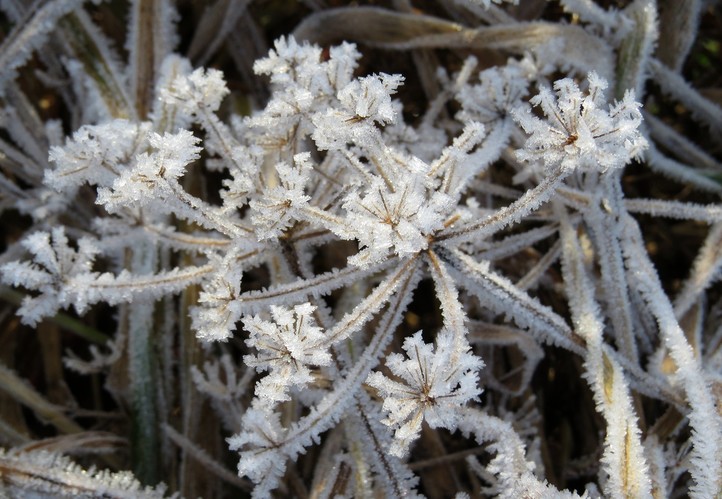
620,212 -> 722,498
674,223 -> 722,319
1,85 -> 49,167
295,7 -> 614,81
625,198 -> 722,223
515,239 -> 562,291
58,11 -> 134,120
657,0 -> 703,72
650,58 -> 722,135
0,361 -> 83,435
293,7 -> 465,46
615,0 -> 658,99
644,142 -> 722,193
127,0 -> 177,117
0,0 -> 86,92
644,112 -> 722,173
584,177 -> 638,361
558,207 -> 652,498
188,0 -> 252,67
126,245 -> 159,486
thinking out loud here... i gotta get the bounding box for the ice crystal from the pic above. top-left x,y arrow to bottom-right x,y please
244,303 -> 332,405
513,72 -> 647,172
367,330 -> 483,457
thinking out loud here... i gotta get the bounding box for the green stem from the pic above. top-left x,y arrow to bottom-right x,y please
0,286 -> 109,344
127,243 -> 159,485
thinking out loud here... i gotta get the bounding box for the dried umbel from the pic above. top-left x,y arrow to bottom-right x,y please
513,72 -> 647,173
0,1 -> 721,498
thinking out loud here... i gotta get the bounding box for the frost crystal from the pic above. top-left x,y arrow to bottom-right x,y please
243,303 -> 332,405
192,253 -> 244,342
160,66 -> 230,115
456,64 -> 528,125
249,153 -> 312,240
513,72 -> 647,172
367,330 -> 483,457
343,176 -> 452,268
46,120 -> 151,193
228,407 -> 288,494
312,73 -> 404,151
0,228 -> 98,325
97,129 -> 201,212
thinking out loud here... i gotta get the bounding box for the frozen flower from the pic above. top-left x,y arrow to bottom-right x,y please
192,254 -> 244,342
366,330 -> 483,457
512,72 -> 647,172
46,120 -> 152,192
456,64 -> 529,125
248,153 -> 312,240
228,407 -> 288,494
0,228 -> 99,325
243,303 -> 331,405
161,66 -> 229,115
96,129 -> 201,212
312,73 -> 404,151
342,176 -> 452,268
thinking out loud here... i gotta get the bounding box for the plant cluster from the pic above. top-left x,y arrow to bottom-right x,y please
0,0 -> 721,498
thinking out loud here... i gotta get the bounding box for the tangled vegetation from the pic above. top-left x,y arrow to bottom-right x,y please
0,1 -> 721,497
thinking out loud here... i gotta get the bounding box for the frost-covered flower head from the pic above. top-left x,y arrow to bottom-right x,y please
0,228 -> 99,325
456,63 -> 529,125
366,330 -> 483,457
512,72 -> 647,173
46,120 -> 152,193
312,73 -> 405,152
160,66 -> 229,115
192,251 -> 246,343
243,303 -> 331,405
249,153 -> 313,240
343,175 -> 453,268
253,36 -> 325,90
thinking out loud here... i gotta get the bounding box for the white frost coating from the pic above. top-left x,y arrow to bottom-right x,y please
243,303 -> 332,405
367,330 -> 483,457
513,72 -> 647,172
0,3 -> 720,497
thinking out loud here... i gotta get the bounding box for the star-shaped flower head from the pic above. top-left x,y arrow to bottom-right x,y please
342,175 -> 452,268
512,72 -> 647,173
243,303 -> 331,405
366,330 -> 483,457
96,129 -> 202,213
456,63 -> 529,126
249,152 -> 312,240
312,73 -> 404,152
160,66 -> 229,116
228,407 -> 288,495
192,251 -> 245,343
0,228 -> 99,325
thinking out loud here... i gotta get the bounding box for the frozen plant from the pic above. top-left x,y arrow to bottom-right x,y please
367,330 -> 484,458
0,1 -> 721,498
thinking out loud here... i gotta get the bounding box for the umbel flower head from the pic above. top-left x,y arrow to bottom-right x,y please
243,303 -> 331,405
512,72 -> 647,173
366,330 -> 483,457
342,175 -> 452,268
